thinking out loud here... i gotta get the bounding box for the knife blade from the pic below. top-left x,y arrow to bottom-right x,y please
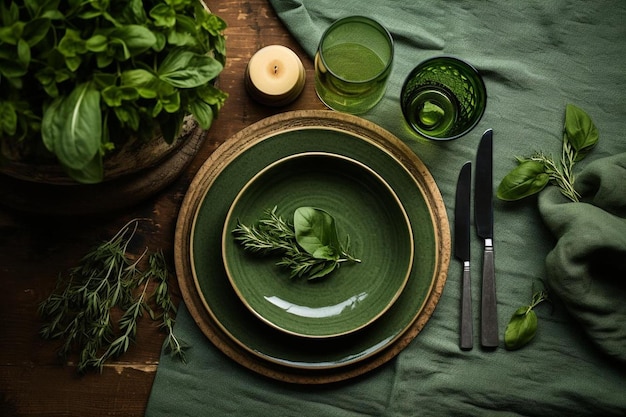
475,128 -> 498,348
455,161 -> 473,350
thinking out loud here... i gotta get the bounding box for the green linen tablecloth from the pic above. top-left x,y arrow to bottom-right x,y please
146,1 -> 626,415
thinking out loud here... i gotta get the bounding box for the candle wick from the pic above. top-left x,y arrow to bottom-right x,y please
274,65 -> 278,74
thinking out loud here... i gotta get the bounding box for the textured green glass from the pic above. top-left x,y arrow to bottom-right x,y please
401,56 -> 487,140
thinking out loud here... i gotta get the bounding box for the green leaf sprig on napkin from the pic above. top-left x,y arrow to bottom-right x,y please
232,206 -> 361,281
498,104 -> 599,350
497,104 -> 599,203
504,289 -> 549,350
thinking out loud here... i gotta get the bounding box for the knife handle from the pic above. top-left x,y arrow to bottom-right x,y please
481,239 -> 499,348
460,261 -> 473,350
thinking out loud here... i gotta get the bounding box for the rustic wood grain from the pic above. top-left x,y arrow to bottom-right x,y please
0,1 -> 323,416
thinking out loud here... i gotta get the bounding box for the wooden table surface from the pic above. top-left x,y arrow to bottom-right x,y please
0,1 -> 324,415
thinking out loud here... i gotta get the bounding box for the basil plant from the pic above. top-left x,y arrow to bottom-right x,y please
0,0 -> 228,183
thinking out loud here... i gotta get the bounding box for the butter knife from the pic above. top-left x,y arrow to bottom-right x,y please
475,129 -> 498,348
455,161 -> 473,350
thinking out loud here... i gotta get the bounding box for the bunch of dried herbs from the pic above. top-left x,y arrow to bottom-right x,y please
38,219 -> 187,373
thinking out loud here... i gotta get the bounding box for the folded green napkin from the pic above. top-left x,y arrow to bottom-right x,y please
539,153 -> 626,363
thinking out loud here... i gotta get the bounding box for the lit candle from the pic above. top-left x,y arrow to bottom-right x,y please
245,45 -> 306,106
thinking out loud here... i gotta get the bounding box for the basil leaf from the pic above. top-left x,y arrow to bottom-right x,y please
150,4 -> 176,28
17,38 -> 30,67
202,14 -> 228,36
311,245 -> 337,260
196,84 -> 229,106
121,68 -> 157,86
58,28 -> 87,58
167,30 -> 196,47
0,21 -> 24,45
109,37 -> 131,61
109,25 -> 156,56
0,101 -> 17,136
23,18 -> 51,47
0,56 -> 27,78
189,99 -> 214,129
504,307 -> 538,350
92,73 -> 119,90
293,207 -> 341,261
157,111 -> 184,144
63,152 -> 103,184
497,160 -> 550,201
55,83 -> 102,170
564,103 -> 598,161
157,49 -> 223,88
119,0 -> 148,25
4,1 -> 19,24
23,0 -> 39,19
161,91 -> 180,113
120,69 -> 160,98
167,15 -> 198,47
308,261 -> 339,281
85,35 -> 108,53
153,31 -> 166,52
102,85 -> 139,107
96,52 -> 113,69
114,105 -> 140,131
41,96 -> 65,153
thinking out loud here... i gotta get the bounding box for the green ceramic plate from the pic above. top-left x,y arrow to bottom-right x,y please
186,112 -> 447,371
222,152 -> 413,338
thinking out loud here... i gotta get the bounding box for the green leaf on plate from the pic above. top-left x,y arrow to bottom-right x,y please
293,207 -> 341,261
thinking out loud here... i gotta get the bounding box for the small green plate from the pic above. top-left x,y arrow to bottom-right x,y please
222,152 -> 413,338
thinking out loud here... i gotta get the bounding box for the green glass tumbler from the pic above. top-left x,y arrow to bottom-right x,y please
315,16 -> 394,114
401,56 -> 487,140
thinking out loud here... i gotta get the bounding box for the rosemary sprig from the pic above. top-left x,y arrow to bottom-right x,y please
232,208 -> 295,255
497,104 -> 598,203
232,207 -> 360,280
524,147 -> 580,202
147,250 -> 189,363
38,219 -> 187,373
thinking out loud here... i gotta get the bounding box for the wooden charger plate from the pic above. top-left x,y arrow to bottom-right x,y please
174,110 -> 451,384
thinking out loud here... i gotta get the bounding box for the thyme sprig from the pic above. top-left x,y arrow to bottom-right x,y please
39,220 -> 187,373
232,207 -> 360,280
